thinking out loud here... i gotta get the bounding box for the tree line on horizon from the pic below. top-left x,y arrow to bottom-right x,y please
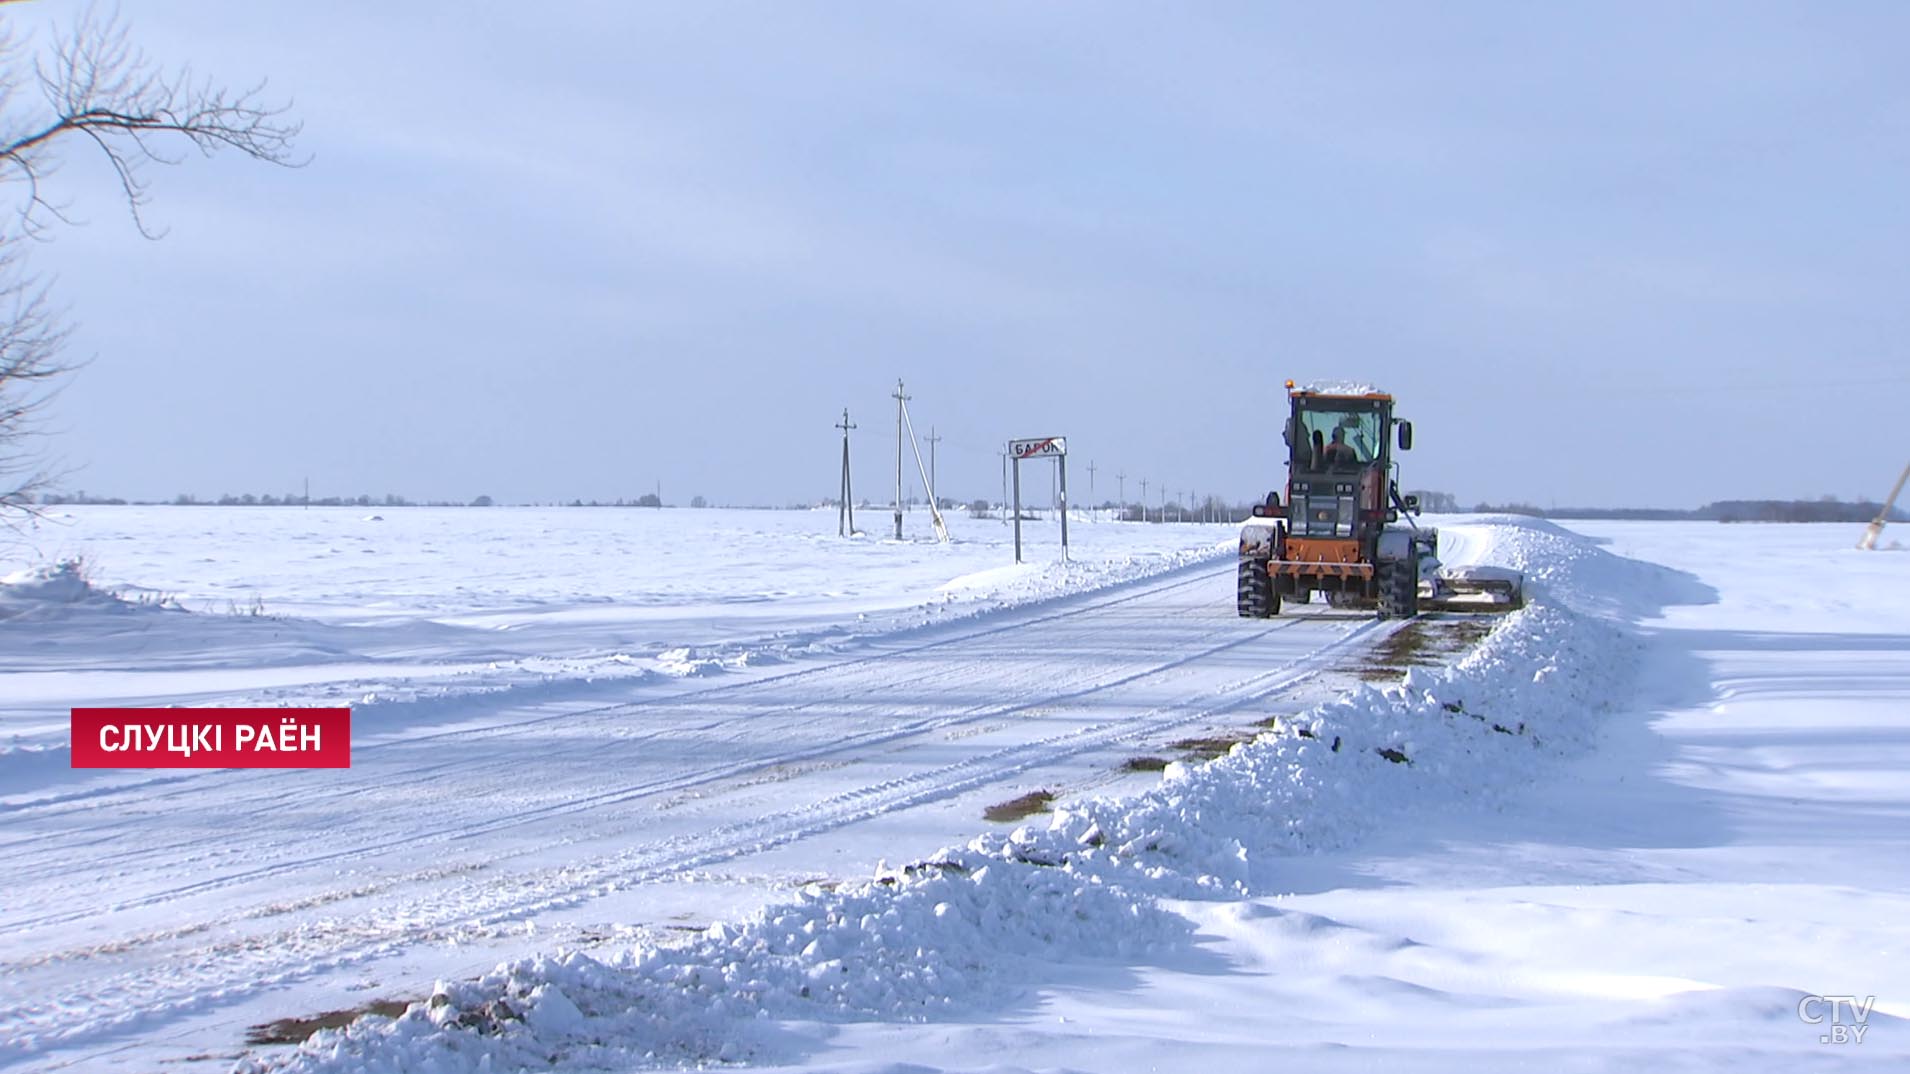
1412,491 -> 1909,524
30,488 -> 1909,524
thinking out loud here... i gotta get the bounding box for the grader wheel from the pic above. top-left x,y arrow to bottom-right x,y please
1236,558 -> 1279,618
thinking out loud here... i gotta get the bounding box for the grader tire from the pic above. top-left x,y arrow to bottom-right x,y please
1237,558 -> 1278,618
1378,557 -> 1420,620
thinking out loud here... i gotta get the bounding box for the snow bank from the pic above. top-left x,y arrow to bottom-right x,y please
247,517 -> 1682,1072
0,559 -> 121,619
0,742 -> 74,794
239,855 -> 1182,1072
1434,513 -> 1714,620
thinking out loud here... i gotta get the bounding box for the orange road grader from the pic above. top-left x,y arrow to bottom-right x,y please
1237,382 -> 1524,619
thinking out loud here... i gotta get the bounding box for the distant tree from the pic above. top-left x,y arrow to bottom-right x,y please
0,6 -> 300,519
470,494 -> 494,507
690,494 -> 707,509
635,492 -> 661,508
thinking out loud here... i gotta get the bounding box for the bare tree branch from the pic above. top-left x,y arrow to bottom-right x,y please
0,6 -> 303,238
0,240 -> 74,516
0,5 -> 301,516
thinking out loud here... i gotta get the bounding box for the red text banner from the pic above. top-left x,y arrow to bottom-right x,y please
70,708 -> 352,768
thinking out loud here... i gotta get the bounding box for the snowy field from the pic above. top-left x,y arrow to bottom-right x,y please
2,505 -> 1226,753
1,510 -> 1906,1072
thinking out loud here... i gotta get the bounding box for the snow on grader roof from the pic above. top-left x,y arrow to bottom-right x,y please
1292,379 -> 1387,397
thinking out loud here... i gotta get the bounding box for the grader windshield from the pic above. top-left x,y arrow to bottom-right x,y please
1289,399 -> 1388,472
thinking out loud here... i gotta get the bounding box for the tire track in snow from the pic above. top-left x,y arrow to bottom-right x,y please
0,564 -> 1243,918
0,557 -> 1228,843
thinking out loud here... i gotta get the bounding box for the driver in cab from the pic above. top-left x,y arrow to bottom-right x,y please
1322,427 -> 1361,466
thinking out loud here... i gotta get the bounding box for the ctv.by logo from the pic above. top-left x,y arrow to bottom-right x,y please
1798,994 -> 1876,1044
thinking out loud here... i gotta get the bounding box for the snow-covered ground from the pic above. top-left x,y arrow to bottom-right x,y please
2,506 -> 1225,754
3,511 -> 1905,1072
3,506 -> 1255,1069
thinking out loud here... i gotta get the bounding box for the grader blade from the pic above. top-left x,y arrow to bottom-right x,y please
1421,565 -> 1525,612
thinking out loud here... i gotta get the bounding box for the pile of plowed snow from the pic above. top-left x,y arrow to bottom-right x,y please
243,517 -> 1693,1073
0,559 -> 140,621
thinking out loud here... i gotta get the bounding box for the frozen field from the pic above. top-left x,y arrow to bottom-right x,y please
1,511 -> 1906,1072
8,505 -> 1208,625
2,506 -> 1228,750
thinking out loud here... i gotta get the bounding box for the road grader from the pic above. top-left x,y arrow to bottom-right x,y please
1237,381 -> 1523,619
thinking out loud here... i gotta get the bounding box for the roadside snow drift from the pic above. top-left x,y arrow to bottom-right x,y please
245,516 -> 1677,1072
0,558 -> 137,618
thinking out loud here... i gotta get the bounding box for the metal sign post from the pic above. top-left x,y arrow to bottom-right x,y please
1059,455 -> 1069,555
1009,436 -> 1068,564
1012,454 -> 1023,562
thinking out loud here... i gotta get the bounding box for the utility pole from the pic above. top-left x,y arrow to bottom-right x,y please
1087,460 -> 1097,509
1117,471 -> 1127,516
1139,478 -> 1149,522
1860,460 -> 1910,549
836,408 -> 857,536
927,427 -> 942,511
898,392 -> 949,541
892,379 -> 908,539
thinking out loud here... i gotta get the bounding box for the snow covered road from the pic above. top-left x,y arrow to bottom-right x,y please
0,552 -> 1388,1070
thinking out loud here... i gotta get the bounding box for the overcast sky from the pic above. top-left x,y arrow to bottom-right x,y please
13,2 -> 1910,509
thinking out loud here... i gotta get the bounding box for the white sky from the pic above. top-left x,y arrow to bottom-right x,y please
11,2 -> 1910,509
